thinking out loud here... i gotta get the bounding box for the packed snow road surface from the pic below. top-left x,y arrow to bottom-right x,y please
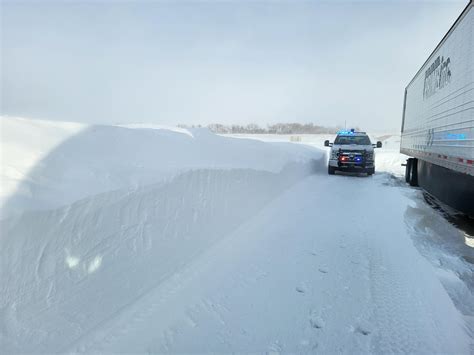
0,117 -> 473,353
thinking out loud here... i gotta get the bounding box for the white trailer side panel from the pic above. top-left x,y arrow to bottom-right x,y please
401,2 -> 474,176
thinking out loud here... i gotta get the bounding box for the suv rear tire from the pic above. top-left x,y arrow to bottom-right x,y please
328,166 -> 336,175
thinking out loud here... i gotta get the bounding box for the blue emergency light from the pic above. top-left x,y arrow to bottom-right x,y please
337,128 -> 356,135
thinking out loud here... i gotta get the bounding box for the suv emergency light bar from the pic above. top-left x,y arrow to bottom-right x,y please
337,129 -> 367,135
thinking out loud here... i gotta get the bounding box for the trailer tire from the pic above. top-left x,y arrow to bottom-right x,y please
409,158 -> 418,186
405,158 -> 419,186
405,158 -> 412,183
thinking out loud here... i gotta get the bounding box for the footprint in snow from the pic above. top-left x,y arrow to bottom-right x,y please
296,285 -> 306,294
318,267 -> 329,274
350,324 -> 372,336
309,316 -> 325,329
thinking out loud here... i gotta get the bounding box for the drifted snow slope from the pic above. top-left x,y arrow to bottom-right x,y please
0,117 -> 471,353
0,117 -> 320,352
1,117 -> 315,218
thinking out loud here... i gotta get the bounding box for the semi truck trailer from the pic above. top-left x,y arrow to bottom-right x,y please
401,0 -> 474,217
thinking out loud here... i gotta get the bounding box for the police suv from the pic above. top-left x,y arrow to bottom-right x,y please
324,130 -> 382,175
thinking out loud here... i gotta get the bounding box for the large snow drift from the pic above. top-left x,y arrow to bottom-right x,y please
0,117 -> 472,353
0,117 -> 320,352
1,117 -> 316,218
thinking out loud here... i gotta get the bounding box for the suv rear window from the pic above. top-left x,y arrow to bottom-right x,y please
334,135 -> 371,145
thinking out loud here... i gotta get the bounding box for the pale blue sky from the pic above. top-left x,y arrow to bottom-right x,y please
1,0 -> 468,131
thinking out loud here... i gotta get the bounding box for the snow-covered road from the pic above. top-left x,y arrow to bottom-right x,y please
1,117 -> 473,353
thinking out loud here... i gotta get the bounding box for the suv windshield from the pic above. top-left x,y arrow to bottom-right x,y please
334,135 -> 371,145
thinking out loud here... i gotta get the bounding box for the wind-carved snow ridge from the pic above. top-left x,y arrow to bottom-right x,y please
0,160 -> 319,353
1,117 -> 320,219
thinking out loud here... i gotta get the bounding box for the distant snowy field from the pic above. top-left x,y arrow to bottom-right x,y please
1,117 -> 473,353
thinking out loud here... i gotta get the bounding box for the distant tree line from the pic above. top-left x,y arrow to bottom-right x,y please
206,123 -> 349,134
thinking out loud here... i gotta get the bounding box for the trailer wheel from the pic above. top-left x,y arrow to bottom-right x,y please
409,158 -> 418,187
405,159 -> 412,183
405,158 -> 418,186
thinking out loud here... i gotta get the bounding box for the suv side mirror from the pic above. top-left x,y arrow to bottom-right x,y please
324,140 -> 332,147
376,141 -> 382,148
